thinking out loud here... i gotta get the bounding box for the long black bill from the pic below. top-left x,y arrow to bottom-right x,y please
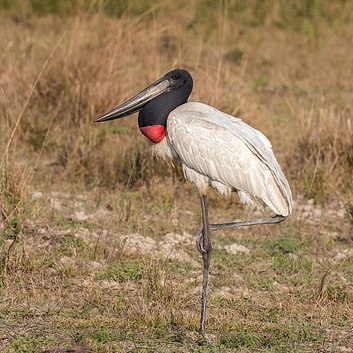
95,76 -> 171,122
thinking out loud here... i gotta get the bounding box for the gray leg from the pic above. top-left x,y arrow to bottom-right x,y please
210,214 -> 286,231
195,196 -> 287,337
196,195 -> 212,337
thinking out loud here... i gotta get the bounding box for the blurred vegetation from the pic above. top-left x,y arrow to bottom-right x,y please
0,0 -> 352,28
1,0 -> 163,16
0,0 -> 352,205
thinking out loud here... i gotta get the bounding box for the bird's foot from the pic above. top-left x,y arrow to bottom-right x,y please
196,331 -> 215,344
196,231 -> 206,254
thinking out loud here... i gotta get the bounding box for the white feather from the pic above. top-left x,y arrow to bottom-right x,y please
162,102 -> 292,217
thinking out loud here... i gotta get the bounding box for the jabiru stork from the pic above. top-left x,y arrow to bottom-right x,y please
95,68 -> 292,337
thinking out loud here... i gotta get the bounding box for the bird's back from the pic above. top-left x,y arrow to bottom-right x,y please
167,102 -> 292,216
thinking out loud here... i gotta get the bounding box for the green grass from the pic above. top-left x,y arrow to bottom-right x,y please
261,234 -> 301,256
96,257 -> 144,282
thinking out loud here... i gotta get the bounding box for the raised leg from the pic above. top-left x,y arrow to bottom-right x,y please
210,214 -> 286,231
196,195 -> 212,337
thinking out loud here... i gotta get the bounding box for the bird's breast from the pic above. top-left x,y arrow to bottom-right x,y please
139,125 -> 165,143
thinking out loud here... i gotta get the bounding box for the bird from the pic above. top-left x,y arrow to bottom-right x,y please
95,68 -> 292,337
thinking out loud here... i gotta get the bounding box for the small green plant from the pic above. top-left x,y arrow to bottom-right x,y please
261,234 -> 301,256
92,325 -> 111,343
224,48 -> 243,64
97,257 -> 144,282
7,335 -> 49,353
253,73 -> 270,91
0,164 -> 32,275
220,329 -> 259,349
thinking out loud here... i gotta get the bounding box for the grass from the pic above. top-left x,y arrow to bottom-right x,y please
1,0 -> 353,352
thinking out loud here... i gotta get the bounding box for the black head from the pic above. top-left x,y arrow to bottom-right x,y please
95,68 -> 193,143
161,68 -> 193,95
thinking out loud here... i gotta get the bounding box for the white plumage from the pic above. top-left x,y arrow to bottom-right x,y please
152,102 -> 292,217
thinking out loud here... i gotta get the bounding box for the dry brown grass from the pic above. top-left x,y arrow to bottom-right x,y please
0,2 -> 353,352
1,6 -> 352,203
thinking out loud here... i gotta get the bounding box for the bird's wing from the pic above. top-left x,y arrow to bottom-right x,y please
167,102 -> 292,216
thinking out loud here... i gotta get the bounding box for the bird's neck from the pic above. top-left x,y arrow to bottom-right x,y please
138,90 -> 190,143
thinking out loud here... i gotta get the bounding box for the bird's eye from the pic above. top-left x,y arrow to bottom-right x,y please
171,74 -> 180,80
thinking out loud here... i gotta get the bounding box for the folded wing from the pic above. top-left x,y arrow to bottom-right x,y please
167,102 -> 292,216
